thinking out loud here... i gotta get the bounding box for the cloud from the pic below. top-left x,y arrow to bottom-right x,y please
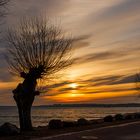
46,81 -> 70,89
0,0 -> 140,104
0,89 -> 14,105
81,0 -> 140,49
94,0 -> 140,21
110,75 -> 136,85
73,50 -> 125,64
87,0 -> 140,28
40,73 -> 137,98
85,74 -> 136,87
10,0 -> 72,17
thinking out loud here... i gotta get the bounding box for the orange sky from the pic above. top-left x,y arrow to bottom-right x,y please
0,0 -> 140,105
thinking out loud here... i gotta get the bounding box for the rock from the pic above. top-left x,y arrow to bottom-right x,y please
62,121 -> 77,127
77,118 -> 89,126
0,123 -> 20,136
90,119 -> 103,124
134,113 -> 140,119
104,115 -> 113,122
124,114 -> 133,120
114,114 -> 124,121
48,119 -> 63,129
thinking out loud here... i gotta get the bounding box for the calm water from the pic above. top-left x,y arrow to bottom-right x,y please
0,106 -> 140,127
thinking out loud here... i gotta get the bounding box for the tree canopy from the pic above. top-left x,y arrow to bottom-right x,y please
6,17 -> 73,80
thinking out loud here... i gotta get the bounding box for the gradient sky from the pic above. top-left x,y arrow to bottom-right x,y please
0,0 -> 140,105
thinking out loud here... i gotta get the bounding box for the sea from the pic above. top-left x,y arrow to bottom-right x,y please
0,106 -> 140,127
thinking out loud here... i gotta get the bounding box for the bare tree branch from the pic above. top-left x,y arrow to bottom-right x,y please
6,17 -> 73,81
0,0 -> 9,19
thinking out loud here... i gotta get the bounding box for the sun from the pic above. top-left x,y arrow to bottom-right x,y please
69,83 -> 78,89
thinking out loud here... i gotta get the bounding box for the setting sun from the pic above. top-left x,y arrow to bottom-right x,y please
69,83 -> 78,89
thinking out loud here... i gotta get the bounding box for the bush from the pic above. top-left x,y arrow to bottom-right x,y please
77,118 -> 89,126
48,119 -> 63,129
62,121 -> 77,127
114,114 -> 124,121
104,115 -> 113,122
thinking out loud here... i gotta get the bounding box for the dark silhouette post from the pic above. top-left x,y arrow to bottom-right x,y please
6,17 -> 73,131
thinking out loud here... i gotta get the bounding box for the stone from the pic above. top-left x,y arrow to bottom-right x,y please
0,122 -> 20,136
114,114 -> 124,121
104,115 -> 113,122
77,118 -> 89,125
48,119 -> 63,129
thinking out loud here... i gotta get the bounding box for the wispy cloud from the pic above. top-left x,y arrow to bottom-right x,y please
0,0 -> 140,105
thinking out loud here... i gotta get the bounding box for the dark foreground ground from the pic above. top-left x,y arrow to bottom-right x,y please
1,119 -> 140,140
34,121 -> 140,140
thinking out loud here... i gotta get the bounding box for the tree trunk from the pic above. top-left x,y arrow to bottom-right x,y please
13,76 -> 37,132
14,93 -> 35,131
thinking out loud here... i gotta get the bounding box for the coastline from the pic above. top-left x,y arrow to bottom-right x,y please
1,112 -> 140,140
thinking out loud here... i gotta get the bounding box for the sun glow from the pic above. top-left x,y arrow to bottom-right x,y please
69,83 -> 78,89
70,93 -> 84,97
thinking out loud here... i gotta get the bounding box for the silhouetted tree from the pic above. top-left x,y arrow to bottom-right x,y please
6,17 -> 73,131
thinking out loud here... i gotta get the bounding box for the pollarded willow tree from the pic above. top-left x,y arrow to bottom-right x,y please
6,17 -> 73,131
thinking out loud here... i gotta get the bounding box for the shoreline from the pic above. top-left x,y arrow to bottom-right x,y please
1,112 -> 140,140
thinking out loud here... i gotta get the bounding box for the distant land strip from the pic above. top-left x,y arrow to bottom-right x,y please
1,103 -> 140,108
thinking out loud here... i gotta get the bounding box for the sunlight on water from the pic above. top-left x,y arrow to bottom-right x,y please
0,107 -> 140,127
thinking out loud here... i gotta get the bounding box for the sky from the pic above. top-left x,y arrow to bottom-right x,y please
0,0 -> 140,105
